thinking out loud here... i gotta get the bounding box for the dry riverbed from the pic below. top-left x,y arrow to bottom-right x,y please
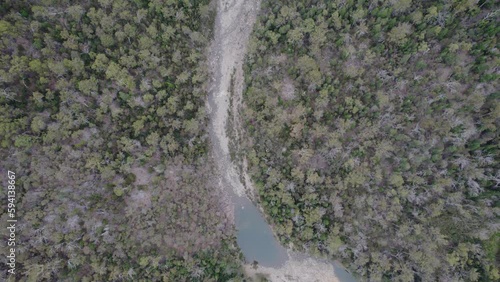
207,0 -> 342,281
245,255 -> 340,282
207,0 -> 256,198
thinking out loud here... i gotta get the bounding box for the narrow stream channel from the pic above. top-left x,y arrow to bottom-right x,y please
207,0 -> 357,281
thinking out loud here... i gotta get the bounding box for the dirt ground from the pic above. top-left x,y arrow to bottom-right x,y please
244,252 -> 340,282
206,0 -> 259,197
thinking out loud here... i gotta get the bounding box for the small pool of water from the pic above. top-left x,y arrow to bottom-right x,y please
232,195 -> 357,281
333,261 -> 357,282
234,196 -> 288,267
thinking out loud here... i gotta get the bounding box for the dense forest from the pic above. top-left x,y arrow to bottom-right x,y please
1,0 -> 498,281
240,0 -> 499,281
0,0 -> 246,281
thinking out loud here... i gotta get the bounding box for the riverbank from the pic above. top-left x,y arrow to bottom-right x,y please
244,251 -> 341,282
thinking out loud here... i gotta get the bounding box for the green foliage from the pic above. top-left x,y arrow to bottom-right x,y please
0,0 -> 244,281
241,0 -> 499,281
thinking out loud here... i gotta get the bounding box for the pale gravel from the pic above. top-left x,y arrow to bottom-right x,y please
245,255 -> 340,282
206,0 -> 260,197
